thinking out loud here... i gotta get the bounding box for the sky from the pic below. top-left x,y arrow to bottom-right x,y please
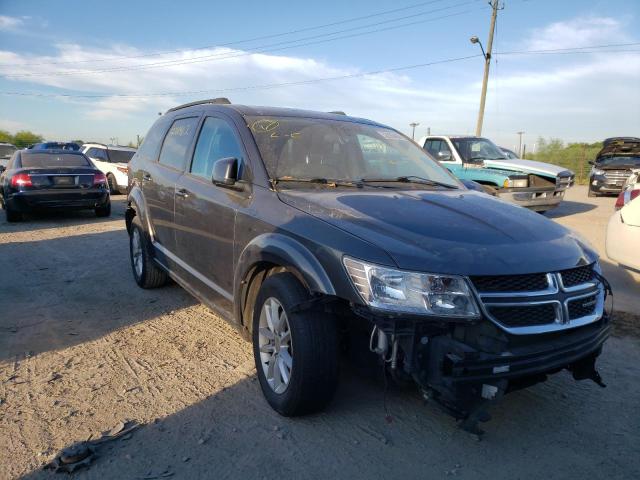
0,0 -> 638,151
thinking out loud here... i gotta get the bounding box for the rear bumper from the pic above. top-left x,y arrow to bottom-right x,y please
498,188 -> 564,211
5,189 -> 109,211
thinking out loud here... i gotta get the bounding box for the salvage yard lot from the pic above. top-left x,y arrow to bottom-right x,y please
1,188 -> 639,479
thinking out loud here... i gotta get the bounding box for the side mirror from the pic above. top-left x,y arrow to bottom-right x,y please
212,157 -> 238,186
0,165 -> 5,174
588,160 -> 595,165
438,151 -> 452,162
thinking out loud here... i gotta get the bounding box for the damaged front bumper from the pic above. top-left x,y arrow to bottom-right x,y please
357,307 -> 611,434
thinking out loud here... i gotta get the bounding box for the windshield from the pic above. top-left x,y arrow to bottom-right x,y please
452,138 -> 507,163
108,149 -> 135,163
20,153 -> 90,168
246,116 -> 458,187
596,156 -> 640,167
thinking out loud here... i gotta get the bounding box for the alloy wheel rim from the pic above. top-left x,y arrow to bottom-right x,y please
258,297 -> 293,394
131,229 -> 143,278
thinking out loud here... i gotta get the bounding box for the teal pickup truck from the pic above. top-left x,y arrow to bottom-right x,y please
419,135 -> 574,212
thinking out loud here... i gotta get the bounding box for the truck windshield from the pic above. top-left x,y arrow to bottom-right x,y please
452,138 -> 507,163
246,116 -> 458,188
596,156 -> 640,167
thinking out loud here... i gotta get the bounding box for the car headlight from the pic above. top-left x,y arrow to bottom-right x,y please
343,257 -> 480,318
591,168 -> 605,176
503,176 -> 529,188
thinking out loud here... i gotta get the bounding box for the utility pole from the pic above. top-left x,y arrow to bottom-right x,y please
136,134 -> 142,148
409,122 -> 420,140
472,0 -> 501,137
517,131 -> 525,157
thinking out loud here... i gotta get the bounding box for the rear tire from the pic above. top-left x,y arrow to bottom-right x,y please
5,205 -> 22,222
253,273 -> 338,416
129,216 -> 168,289
107,174 -> 118,195
95,202 -> 111,217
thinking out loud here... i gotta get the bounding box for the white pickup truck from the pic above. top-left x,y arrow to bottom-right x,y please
418,135 -> 575,212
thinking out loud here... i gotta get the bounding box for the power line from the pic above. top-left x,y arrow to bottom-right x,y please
0,0 -> 465,68
1,4 -> 481,78
0,54 -> 483,98
2,43 -> 637,100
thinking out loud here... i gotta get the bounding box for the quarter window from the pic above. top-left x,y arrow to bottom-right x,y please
158,117 -> 199,170
190,117 -> 243,179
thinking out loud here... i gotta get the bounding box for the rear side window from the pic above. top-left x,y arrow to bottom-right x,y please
159,117 -> 199,170
108,149 -> 135,163
87,148 -> 108,161
190,117 -> 243,179
20,153 -> 90,168
137,116 -> 171,164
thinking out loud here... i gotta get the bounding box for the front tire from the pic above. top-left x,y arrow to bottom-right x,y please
129,216 -> 168,289
253,273 -> 338,416
587,187 -> 596,198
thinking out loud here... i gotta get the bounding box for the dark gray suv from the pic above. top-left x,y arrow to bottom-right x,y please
126,99 -> 610,433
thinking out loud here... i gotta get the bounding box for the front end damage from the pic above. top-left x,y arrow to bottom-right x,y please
350,266 -> 611,435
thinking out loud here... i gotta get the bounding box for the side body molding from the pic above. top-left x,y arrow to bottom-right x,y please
234,233 -> 337,325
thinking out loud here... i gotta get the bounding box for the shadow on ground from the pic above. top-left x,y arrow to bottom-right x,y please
546,200 -> 597,218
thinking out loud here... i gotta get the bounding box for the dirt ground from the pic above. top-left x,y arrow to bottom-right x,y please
1,195 -> 639,480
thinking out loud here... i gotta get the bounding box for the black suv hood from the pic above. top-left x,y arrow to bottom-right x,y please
278,189 -> 597,276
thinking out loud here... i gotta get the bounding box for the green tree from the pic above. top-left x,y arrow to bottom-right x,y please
0,130 -> 13,143
12,130 -> 44,148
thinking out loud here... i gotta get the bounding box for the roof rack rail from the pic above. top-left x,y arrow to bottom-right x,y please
166,98 -> 231,113
328,111 -> 346,115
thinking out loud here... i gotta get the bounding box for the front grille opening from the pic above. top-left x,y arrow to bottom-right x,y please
487,304 -> 557,327
568,295 -> 597,319
560,264 -> 594,288
471,273 -> 549,293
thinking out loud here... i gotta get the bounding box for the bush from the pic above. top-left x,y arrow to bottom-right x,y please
524,137 -> 602,184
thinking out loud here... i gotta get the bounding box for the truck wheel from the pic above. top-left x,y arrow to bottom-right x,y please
253,273 -> 338,416
107,174 -> 118,195
95,202 -> 111,217
129,216 -> 168,289
5,205 -> 22,222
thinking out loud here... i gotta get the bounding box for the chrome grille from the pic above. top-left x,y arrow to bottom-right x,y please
472,263 -> 603,334
604,170 -> 631,182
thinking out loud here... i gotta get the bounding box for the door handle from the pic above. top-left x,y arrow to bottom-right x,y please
175,188 -> 190,199
142,173 -> 152,182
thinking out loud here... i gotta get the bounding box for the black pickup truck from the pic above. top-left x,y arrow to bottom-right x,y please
126,99 -> 610,433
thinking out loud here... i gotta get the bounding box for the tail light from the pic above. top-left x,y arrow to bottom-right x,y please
116,166 -> 129,174
615,189 -> 640,210
11,173 -> 32,187
93,172 -> 107,186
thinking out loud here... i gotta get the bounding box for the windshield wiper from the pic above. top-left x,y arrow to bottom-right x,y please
271,177 -> 362,188
361,176 -> 458,189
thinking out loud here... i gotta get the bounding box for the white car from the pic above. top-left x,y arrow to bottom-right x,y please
81,143 -> 136,194
606,194 -> 640,271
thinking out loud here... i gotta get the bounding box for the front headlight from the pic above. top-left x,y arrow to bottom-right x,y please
503,176 -> 529,188
591,168 -> 605,176
343,257 -> 480,318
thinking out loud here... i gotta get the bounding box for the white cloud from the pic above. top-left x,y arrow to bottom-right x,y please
0,15 -> 24,31
525,16 -> 630,50
0,14 -> 637,144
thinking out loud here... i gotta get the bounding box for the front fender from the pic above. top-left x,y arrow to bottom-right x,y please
233,233 -> 337,326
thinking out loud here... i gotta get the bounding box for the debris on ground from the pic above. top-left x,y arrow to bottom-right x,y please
45,420 -> 141,473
